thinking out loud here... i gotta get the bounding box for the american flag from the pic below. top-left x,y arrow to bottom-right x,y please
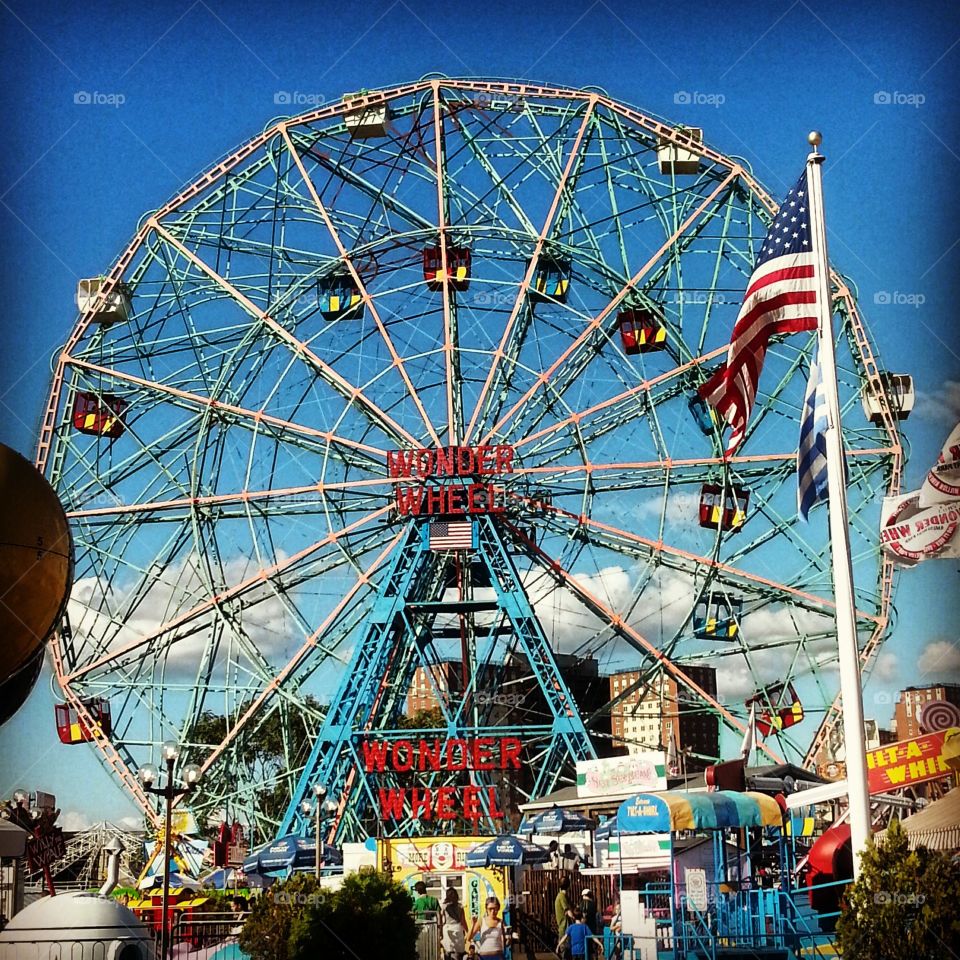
797,359 -> 829,521
428,520 -> 475,551
699,170 -> 819,454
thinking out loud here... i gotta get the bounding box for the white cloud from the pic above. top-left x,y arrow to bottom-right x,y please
59,809 -> 93,831
67,553 -> 302,678
917,639 -> 960,679
871,651 -> 899,683
914,380 -> 960,425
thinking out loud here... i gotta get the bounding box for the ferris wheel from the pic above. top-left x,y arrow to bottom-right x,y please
38,78 -> 904,842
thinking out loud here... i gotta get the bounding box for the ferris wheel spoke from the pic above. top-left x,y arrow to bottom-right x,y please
463,97 -> 598,445
149,220 -> 422,448
509,524 -> 779,760
478,169 -> 741,446
197,529 -> 404,778
525,501 -> 881,627
281,126 -> 443,447
64,504 -> 392,683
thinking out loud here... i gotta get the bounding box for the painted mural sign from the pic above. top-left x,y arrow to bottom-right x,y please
866,730 -> 953,792
575,753 -> 667,797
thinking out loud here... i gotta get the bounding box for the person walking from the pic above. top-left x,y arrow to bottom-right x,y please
468,896 -> 507,960
440,887 -> 468,960
557,908 -> 591,960
555,876 -> 575,959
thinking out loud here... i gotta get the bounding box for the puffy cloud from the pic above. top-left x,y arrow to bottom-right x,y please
917,639 -> 960,679
59,809 -> 93,832
67,553 -> 303,678
914,380 -> 960,425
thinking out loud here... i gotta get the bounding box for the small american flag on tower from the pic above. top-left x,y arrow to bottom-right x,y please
428,520 -> 475,551
699,170 -> 819,454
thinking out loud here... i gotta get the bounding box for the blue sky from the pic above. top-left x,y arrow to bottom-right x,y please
1,0 -> 958,827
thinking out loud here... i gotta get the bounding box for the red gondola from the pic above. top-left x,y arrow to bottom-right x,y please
698,483 -> 749,532
747,682 -> 804,736
72,392 -> 127,438
618,309 -> 666,355
55,698 -> 111,744
423,245 -> 471,292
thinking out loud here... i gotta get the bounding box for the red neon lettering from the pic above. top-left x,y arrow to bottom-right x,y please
472,738 -> 496,770
487,786 -> 505,819
416,449 -> 434,477
395,487 -> 424,516
392,740 -> 413,772
448,486 -> 465,515
425,486 -> 445,513
418,739 -> 442,771
435,447 -> 454,476
457,447 -> 475,474
501,737 -> 522,769
495,446 -> 514,473
387,450 -> 414,478
463,785 -> 482,820
379,788 -> 405,819
445,739 -> 468,770
410,788 -> 433,820
362,741 -> 390,772
436,786 -> 457,820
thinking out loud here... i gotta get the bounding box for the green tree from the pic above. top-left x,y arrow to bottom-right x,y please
183,696 -> 323,841
397,706 -> 445,729
835,819 -> 960,960
239,870 -> 417,960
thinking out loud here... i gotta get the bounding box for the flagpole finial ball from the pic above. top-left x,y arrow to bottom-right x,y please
808,131 -> 823,147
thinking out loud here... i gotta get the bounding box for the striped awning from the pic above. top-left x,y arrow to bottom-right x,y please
898,789 -> 960,852
616,790 -> 783,834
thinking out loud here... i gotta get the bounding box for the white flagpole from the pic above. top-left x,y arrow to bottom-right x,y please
805,131 -> 871,877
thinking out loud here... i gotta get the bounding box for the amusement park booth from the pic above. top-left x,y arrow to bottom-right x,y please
610,790 -> 828,959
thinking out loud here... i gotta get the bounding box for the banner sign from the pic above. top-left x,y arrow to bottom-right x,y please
362,736 -> 521,822
575,753 -> 667,797
880,492 -> 960,564
919,422 -> 960,507
617,794 -> 673,834
387,445 -> 513,516
26,824 -> 65,873
866,730 -> 953,792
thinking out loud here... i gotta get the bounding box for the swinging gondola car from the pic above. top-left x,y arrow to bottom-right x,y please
76,278 -> 132,326
657,126 -> 703,176
422,245 -> 472,291
55,698 -> 112,744
861,372 -> 914,424
693,592 -> 742,640
688,392 -> 719,435
746,682 -> 804,736
343,97 -> 390,139
618,308 -> 666,355
529,255 -> 571,304
72,392 -> 128,438
317,270 -> 364,321
698,483 -> 749,532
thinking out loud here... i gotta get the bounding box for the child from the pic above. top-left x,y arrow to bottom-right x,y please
557,907 -> 591,960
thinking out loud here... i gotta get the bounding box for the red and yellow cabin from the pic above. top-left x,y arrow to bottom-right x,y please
423,245 -> 471,292
618,309 -> 666,355
747,682 -> 804,736
72,392 -> 127,438
698,483 -> 749,532
55,698 -> 112,744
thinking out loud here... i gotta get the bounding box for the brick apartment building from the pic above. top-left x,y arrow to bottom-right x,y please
894,683 -> 960,741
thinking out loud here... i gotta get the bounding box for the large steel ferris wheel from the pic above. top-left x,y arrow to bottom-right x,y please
38,77 -> 903,842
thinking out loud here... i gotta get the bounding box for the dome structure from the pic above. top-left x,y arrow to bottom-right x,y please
0,892 -> 153,959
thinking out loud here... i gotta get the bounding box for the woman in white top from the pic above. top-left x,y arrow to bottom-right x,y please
468,896 -> 506,960
441,887 -> 468,959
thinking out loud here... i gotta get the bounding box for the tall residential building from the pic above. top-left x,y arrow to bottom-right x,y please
894,683 -> 960,741
406,660 -> 463,715
609,665 -> 719,771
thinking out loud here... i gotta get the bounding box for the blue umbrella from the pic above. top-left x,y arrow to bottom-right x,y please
526,806 -> 597,834
244,834 -> 343,874
465,834 -> 551,867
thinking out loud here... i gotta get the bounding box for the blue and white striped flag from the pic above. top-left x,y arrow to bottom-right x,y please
798,360 -> 829,521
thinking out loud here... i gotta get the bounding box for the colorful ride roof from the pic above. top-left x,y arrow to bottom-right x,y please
616,790 -> 783,834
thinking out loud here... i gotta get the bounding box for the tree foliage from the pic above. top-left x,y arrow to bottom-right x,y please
184,696 -> 323,840
835,818 -> 960,960
239,870 -> 417,960
397,706 -> 445,729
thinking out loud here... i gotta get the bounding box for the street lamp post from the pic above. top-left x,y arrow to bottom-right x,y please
139,741 -> 201,960
301,784 -> 337,879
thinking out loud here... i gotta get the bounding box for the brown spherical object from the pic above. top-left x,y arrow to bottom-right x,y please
0,443 -> 73,684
